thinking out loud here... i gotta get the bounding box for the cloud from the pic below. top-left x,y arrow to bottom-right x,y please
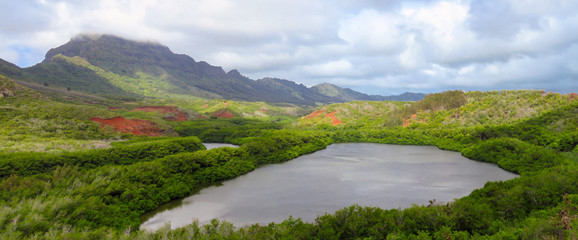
303,59 -> 354,77
0,0 -> 576,95
338,9 -> 405,54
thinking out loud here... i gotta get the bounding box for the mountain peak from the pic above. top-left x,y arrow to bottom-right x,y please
2,33 -> 418,104
71,33 -> 105,41
70,34 -> 162,46
45,34 -> 173,64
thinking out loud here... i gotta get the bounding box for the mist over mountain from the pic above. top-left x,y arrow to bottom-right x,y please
0,34 -> 424,104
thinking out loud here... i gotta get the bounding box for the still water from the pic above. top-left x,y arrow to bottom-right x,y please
203,143 -> 238,150
141,143 -> 517,230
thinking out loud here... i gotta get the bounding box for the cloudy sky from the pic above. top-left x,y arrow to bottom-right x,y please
1,0 -> 577,95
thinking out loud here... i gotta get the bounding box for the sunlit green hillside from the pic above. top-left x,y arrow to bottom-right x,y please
0,76 -> 308,153
298,90 -> 576,129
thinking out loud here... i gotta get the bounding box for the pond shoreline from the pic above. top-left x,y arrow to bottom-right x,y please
141,143 -> 517,230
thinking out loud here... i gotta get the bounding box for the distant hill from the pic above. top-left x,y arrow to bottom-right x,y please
311,83 -> 425,101
298,90 -> 576,128
0,34 -> 423,104
0,58 -> 22,78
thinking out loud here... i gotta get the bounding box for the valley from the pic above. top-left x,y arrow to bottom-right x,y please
0,35 -> 577,239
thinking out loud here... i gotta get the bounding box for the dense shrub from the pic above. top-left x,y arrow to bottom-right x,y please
461,138 -> 564,174
0,136 -> 205,178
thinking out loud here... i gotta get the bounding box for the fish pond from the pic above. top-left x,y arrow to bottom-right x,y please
141,143 -> 517,230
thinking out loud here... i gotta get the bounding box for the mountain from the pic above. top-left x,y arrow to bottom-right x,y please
380,92 -> 427,101
0,58 -> 22,78
1,34 -> 423,104
311,83 -> 425,101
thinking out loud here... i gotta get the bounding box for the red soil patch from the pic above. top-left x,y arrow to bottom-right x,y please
570,93 -> 577,100
302,109 -> 341,126
403,114 -> 425,127
325,111 -> 342,126
131,106 -> 188,121
403,114 -> 418,127
212,109 -> 235,118
201,104 -> 209,109
259,106 -> 269,112
90,116 -> 163,136
302,108 -> 326,120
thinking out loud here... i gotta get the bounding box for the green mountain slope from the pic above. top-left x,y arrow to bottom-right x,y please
311,83 -> 425,101
1,34 -> 419,105
0,58 -> 22,78
25,55 -> 137,97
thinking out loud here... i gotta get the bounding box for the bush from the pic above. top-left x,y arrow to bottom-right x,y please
0,136 -> 204,178
461,138 -> 564,174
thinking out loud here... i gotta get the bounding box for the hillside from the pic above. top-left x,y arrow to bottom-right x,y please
0,74 -> 309,153
0,75 -> 16,97
298,90 -> 577,128
0,34 -> 422,105
311,83 -> 425,101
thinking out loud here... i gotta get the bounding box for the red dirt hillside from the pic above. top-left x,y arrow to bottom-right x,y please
302,108 -> 343,126
131,106 -> 188,121
212,109 -> 235,118
90,116 -> 164,136
325,111 -> 343,126
303,108 -> 326,119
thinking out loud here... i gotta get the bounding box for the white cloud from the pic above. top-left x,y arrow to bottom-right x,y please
398,34 -> 426,70
0,0 -> 576,94
338,9 -> 405,53
303,59 -> 354,77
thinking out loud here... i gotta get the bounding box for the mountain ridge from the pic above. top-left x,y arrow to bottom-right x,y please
0,34 -> 424,104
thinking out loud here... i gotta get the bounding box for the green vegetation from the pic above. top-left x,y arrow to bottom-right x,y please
0,77 -> 308,153
298,90 -> 573,129
55,55 -> 195,99
141,97 -> 310,118
170,118 -> 287,144
22,55 -> 137,97
0,130 -> 330,239
1,86 -> 577,239
0,136 -> 205,178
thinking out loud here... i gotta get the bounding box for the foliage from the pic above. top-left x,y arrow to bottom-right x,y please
0,89 -> 577,239
298,90 -> 576,129
461,138 -> 564,174
0,74 -> 16,90
59,55 -> 195,99
297,101 -> 407,128
170,118 -> 285,143
0,136 -> 205,179
22,55 -> 137,97
141,97 -> 310,118
0,129 -> 331,238
0,88 -> 123,153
